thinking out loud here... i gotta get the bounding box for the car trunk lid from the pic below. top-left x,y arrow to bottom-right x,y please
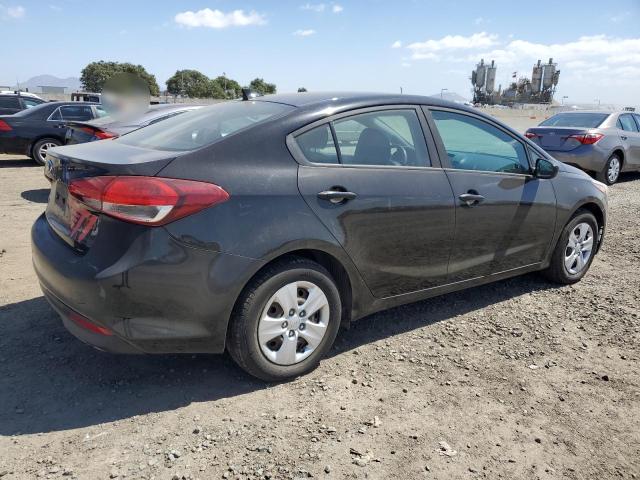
527,127 -> 593,152
45,141 -> 177,250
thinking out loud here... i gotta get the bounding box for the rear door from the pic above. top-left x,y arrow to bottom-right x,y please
292,106 -> 456,298
426,107 -> 557,282
617,113 -> 640,169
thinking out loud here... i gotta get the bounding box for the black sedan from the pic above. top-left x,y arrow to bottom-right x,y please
0,101 -> 104,164
64,103 -> 203,145
32,93 -> 608,381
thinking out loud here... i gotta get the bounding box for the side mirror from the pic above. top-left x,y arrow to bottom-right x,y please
534,158 -> 559,179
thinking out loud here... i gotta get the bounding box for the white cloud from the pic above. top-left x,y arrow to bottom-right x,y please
609,12 -> 629,23
474,17 -> 486,25
407,32 -> 498,60
301,3 -> 325,12
293,29 -> 316,37
174,8 -> 266,28
391,40 -> 402,49
332,4 -> 343,13
401,62 -> 411,68
1,4 -> 25,19
48,4 -> 61,11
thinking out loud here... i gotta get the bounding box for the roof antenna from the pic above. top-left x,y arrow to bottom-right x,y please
241,88 -> 262,101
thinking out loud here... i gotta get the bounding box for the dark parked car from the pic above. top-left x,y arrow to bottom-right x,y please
525,111 -> 640,185
64,104 -> 203,145
0,92 -> 46,115
32,93 -> 608,381
0,101 -> 105,164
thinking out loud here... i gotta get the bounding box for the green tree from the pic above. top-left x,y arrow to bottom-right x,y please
80,61 -> 160,96
211,76 -> 242,99
248,78 -> 277,95
297,87 -> 307,93
166,69 -> 211,98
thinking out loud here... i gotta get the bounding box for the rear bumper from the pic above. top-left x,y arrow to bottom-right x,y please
32,213 -> 263,354
546,147 -> 607,173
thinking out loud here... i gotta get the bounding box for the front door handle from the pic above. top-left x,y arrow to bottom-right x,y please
459,192 -> 485,206
317,190 -> 357,203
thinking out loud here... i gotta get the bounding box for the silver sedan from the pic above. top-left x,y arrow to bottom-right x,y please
526,110 -> 640,184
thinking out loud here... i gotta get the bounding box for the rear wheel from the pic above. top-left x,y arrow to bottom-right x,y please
596,154 -> 621,185
542,210 -> 598,284
31,138 -> 61,166
227,258 -> 342,381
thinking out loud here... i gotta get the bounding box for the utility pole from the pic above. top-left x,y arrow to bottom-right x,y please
441,88 -> 448,99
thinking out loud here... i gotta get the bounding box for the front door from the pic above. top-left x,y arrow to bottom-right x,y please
292,107 -> 456,298
426,108 -> 557,282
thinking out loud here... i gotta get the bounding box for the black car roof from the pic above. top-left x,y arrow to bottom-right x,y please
255,91 -> 467,110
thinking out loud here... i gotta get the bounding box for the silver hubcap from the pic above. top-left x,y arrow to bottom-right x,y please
257,281 -> 330,366
39,142 -> 58,162
564,222 -> 594,275
607,157 -> 620,183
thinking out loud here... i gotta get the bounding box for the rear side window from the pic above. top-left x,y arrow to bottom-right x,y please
0,96 -> 20,108
295,109 -> 430,167
296,125 -> 339,164
540,113 -> 609,128
432,110 -> 530,174
117,101 -> 294,152
618,114 -> 639,132
60,105 -> 94,121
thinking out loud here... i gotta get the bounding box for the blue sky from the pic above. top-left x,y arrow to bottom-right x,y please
1,0 -> 639,104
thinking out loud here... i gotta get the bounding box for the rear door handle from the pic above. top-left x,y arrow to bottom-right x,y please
459,193 -> 485,206
317,190 -> 357,203
621,135 -> 628,140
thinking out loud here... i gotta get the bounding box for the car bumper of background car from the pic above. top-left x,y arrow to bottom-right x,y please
31,213 -> 263,354
546,146 -> 607,173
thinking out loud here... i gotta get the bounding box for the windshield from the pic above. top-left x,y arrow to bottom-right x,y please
116,101 -> 294,151
540,113 -> 609,128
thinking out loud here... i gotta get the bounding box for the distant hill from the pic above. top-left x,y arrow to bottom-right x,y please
428,91 -> 469,103
14,75 -> 82,92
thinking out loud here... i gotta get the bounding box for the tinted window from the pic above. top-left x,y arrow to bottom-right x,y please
634,114 -> 640,130
117,101 -> 293,152
60,105 -> 94,121
432,110 -> 530,174
295,125 -> 339,164
333,110 -> 430,167
540,113 -> 609,128
95,106 -> 109,118
48,108 -> 62,121
618,114 -> 639,132
22,98 -> 42,108
0,96 -> 20,108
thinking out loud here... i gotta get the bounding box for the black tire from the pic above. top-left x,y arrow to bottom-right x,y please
227,257 -> 342,381
542,210 -> 598,284
596,154 -> 621,185
31,138 -> 61,166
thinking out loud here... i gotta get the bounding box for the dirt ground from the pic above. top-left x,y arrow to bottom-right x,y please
0,152 -> 638,480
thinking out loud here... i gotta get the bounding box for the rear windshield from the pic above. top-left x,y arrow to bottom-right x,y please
540,113 -> 609,128
116,101 -> 294,151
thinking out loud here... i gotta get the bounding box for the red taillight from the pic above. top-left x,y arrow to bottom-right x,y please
68,176 -> 229,226
525,132 -> 538,139
0,120 -> 12,132
568,133 -> 604,145
68,311 -> 113,336
79,126 -> 118,140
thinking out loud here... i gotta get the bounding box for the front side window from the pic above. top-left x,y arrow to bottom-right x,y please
618,114 -> 639,132
22,98 -> 42,109
431,110 -> 530,174
333,110 -> 430,167
60,105 -> 94,121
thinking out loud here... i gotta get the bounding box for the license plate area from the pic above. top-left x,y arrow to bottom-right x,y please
46,180 -> 99,249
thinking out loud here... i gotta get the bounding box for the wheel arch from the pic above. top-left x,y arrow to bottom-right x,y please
29,135 -> 65,157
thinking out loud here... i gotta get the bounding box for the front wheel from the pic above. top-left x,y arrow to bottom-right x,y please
542,210 -> 598,284
227,258 -> 342,381
31,138 -> 61,166
596,154 -> 621,185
